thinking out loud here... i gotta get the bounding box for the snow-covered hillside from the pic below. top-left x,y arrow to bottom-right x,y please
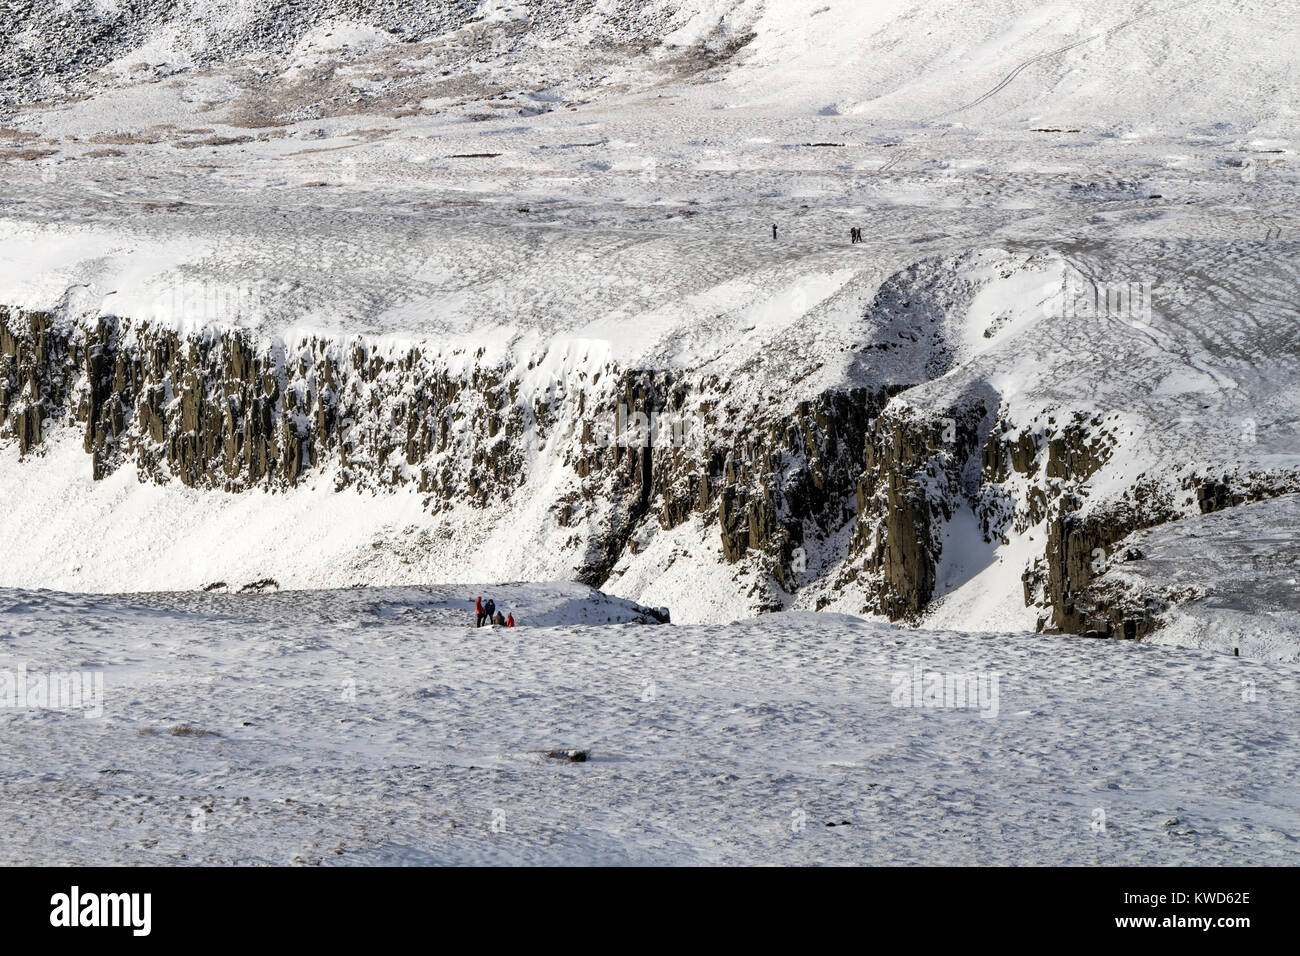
1,0 -> 1297,656
2,0 -> 1298,871
6,0 -> 1298,129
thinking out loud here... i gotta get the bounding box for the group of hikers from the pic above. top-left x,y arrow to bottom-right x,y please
474,595 -> 514,628
771,223 -> 866,244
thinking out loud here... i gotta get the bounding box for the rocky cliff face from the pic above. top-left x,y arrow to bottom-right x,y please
1,302 -> 890,609
0,304 -> 535,497
0,301 -> 910,617
4,285 -> 1296,635
569,375 -> 888,610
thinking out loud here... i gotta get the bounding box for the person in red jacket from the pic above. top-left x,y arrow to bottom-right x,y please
474,596 -> 485,628
506,612 -> 515,628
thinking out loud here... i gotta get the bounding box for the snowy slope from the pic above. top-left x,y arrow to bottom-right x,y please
2,588 -> 1296,865
7,0 -> 1298,131
1081,494 -> 1300,661
736,0 -> 1300,131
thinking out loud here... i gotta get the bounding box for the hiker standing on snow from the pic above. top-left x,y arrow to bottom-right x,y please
484,598 -> 496,625
772,223 -> 778,240
474,596 -> 485,628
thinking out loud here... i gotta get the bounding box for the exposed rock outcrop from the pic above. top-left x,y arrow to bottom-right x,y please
5,302 -> 1297,636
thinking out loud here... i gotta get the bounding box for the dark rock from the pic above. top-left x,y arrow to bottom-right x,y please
543,749 -> 588,762
239,578 -> 280,593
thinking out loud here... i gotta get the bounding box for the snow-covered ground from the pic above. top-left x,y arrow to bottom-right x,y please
1089,494 -> 1300,662
2,585 -> 1295,865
